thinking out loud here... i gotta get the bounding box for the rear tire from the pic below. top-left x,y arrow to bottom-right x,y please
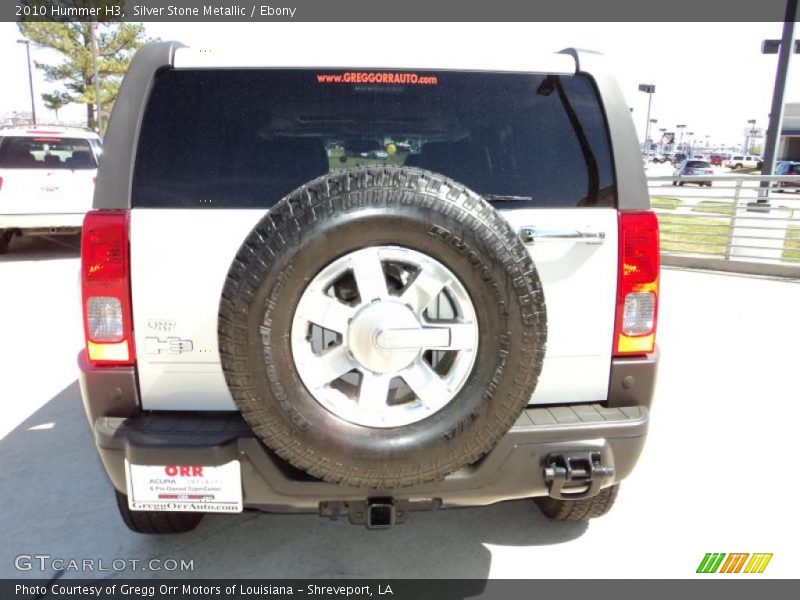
115,491 -> 204,534
534,484 -> 620,521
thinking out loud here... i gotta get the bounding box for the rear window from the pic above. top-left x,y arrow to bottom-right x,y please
686,161 -> 710,168
0,136 -> 97,169
132,69 -> 616,209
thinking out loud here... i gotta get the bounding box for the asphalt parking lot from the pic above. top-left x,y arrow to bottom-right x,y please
1,236 -> 799,579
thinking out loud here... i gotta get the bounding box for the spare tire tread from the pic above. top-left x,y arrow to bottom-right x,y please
219,167 -> 546,488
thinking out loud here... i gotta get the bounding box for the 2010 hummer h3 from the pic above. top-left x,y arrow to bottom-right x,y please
79,42 -> 659,533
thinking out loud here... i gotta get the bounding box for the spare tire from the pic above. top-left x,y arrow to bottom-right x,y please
219,167 -> 546,488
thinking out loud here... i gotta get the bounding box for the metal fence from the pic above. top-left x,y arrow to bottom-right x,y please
647,174 -> 800,277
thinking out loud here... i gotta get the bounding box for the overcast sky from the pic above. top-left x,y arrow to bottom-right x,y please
1,21 -> 797,148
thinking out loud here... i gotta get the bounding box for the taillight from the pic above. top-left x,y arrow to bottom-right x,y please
0,176 -> 3,191
81,210 -> 135,366
613,211 -> 659,356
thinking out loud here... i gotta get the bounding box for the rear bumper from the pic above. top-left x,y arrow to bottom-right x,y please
0,212 -> 84,231
79,350 -> 656,513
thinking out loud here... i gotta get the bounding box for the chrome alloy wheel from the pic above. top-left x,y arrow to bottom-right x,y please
290,246 -> 479,428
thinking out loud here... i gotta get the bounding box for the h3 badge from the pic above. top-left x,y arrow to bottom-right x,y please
145,336 -> 194,355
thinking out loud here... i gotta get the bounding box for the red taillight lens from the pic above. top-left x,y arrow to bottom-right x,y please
0,176 -> 4,191
81,210 -> 135,366
613,210 -> 659,356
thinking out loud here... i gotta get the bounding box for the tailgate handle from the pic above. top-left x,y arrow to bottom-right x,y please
519,227 -> 605,245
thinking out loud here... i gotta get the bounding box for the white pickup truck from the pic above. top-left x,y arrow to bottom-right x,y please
78,42 -> 659,533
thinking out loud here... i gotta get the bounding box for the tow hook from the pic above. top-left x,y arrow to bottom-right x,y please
543,452 -> 615,499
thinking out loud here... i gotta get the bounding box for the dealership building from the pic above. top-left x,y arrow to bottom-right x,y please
779,103 -> 800,160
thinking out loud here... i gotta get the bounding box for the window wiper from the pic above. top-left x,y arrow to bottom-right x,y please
484,194 -> 534,203
537,75 -> 600,205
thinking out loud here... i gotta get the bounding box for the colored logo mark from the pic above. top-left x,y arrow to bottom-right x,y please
696,553 -> 773,574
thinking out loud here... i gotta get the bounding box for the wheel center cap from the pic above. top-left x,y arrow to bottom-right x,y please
347,301 -> 420,374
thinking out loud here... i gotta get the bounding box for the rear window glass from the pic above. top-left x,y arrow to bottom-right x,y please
133,69 -> 616,209
686,161 -> 710,168
0,136 -> 97,169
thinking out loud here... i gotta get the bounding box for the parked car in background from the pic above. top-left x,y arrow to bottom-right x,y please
774,161 -> 800,192
671,152 -> 687,166
724,155 -> 760,170
0,126 -> 100,254
673,159 -> 713,186
709,154 -> 725,166
650,154 -> 671,164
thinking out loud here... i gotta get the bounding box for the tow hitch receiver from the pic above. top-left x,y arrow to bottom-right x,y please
366,499 -> 395,529
543,452 -> 615,499
319,497 -> 440,528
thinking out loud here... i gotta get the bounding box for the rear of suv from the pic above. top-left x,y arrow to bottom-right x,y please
0,126 -> 100,254
79,42 -> 659,533
673,159 -> 714,186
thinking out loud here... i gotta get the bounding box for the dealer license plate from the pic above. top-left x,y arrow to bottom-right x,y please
125,459 -> 243,513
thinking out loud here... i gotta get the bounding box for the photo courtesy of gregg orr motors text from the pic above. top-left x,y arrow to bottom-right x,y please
15,584 -> 392,597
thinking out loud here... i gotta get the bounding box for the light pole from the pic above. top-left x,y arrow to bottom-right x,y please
658,127 -> 667,154
16,39 -> 36,126
676,124 -> 686,154
687,131 -> 694,156
761,0 -> 799,178
90,22 -> 103,131
648,118 -> 658,153
745,119 -> 756,153
638,84 -> 656,155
